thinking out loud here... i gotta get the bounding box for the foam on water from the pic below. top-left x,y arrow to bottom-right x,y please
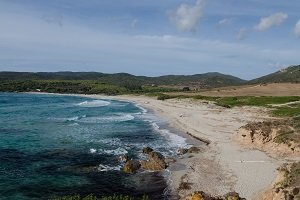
98,164 -> 122,172
76,100 -> 111,107
78,114 -> 134,123
97,147 -> 128,156
151,122 -> 190,149
90,148 -> 97,154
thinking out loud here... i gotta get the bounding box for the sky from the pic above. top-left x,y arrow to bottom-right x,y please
0,0 -> 300,79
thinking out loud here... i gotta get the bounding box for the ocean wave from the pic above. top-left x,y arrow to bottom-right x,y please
135,104 -> 148,114
78,114 -> 134,123
76,100 -> 111,107
49,115 -> 86,123
151,122 -> 190,149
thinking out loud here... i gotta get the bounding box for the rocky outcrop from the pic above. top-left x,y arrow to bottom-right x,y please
140,151 -> 167,171
265,162 -> 300,200
237,119 -> 300,157
142,147 -> 154,154
190,191 -> 245,200
123,160 -> 141,173
178,146 -> 201,155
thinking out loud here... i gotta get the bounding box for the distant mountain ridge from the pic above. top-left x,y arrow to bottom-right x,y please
250,65 -> 300,84
0,71 -> 245,88
0,65 -> 299,89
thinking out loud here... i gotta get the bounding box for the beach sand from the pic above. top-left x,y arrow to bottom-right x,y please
87,94 -> 285,200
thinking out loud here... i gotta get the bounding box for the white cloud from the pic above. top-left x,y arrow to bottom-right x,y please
236,27 -> 247,40
218,18 -> 231,26
169,0 -> 205,32
254,12 -> 288,31
294,19 -> 300,38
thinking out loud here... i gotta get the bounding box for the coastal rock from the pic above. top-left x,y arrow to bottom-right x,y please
142,147 -> 154,154
187,147 -> 201,153
224,192 -> 243,200
191,191 -> 204,200
140,151 -> 167,171
123,160 -> 141,173
178,146 -> 201,155
178,148 -> 188,155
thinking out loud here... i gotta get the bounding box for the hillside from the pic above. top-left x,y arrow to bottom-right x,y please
250,65 -> 300,84
0,71 -> 245,89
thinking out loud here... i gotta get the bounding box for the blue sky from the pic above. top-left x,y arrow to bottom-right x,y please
0,0 -> 299,79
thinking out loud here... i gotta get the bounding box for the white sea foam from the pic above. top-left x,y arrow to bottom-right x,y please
98,147 -> 128,156
151,122 -> 189,149
89,148 -> 97,154
98,164 -> 121,172
78,114 -> 134,123
76,100 -> 111,107
135,104 -> 148,114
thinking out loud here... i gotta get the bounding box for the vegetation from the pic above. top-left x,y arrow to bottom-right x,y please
0,71 -> 246,89
0,80 -> 180,95
152,93 -> 300,117
54,194 -> 150,200
250,65 -> 300,84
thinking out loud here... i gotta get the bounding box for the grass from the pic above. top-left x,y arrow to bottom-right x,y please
152,93 -> 300,117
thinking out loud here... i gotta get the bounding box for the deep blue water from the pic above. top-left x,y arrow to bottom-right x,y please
0,93 -> 188,200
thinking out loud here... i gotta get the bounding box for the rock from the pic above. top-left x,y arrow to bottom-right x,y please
292,188 -> 299,195
187,147 -> 201,153
178,146 -> 201,155
287,194 -> 294,200
225,192 -> 241,200
178,148 -> 188,155
123,160 -> 141,173
142,147 -> 154,154
191,192 -> 204,200
140,151 -> 167,171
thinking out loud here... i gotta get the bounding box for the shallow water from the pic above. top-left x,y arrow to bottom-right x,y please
0,93 -> 189,200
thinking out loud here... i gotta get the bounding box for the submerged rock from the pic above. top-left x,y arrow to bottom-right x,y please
123,160 -> 141,173
140,151 -> 167,171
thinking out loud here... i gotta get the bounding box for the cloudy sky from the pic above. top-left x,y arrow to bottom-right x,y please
0,0 -> 299,79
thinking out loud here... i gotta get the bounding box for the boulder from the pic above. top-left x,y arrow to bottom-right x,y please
191,192 -> 204,200
178,146 -> 201,155
142,147 -> 154,154
188,147 -> 201,153
178,148 -> 188,155
123,160 -> 141,173
140,151 -> 167,171
224,192 -> 242,200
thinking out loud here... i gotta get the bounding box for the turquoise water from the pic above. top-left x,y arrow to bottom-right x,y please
0,93 -> 188,200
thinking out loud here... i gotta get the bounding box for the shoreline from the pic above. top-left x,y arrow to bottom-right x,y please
25,92 -> 290,199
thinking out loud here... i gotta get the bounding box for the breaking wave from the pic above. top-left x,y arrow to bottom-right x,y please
76,100 -> 111,107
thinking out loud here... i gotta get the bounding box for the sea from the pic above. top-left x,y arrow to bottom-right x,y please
0,93 -> 191,200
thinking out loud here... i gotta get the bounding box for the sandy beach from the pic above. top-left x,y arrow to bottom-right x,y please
82,94 -> 288,199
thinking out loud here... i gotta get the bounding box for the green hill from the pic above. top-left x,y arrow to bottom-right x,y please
249,65 -> 300,84
0,71 -> 245,88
